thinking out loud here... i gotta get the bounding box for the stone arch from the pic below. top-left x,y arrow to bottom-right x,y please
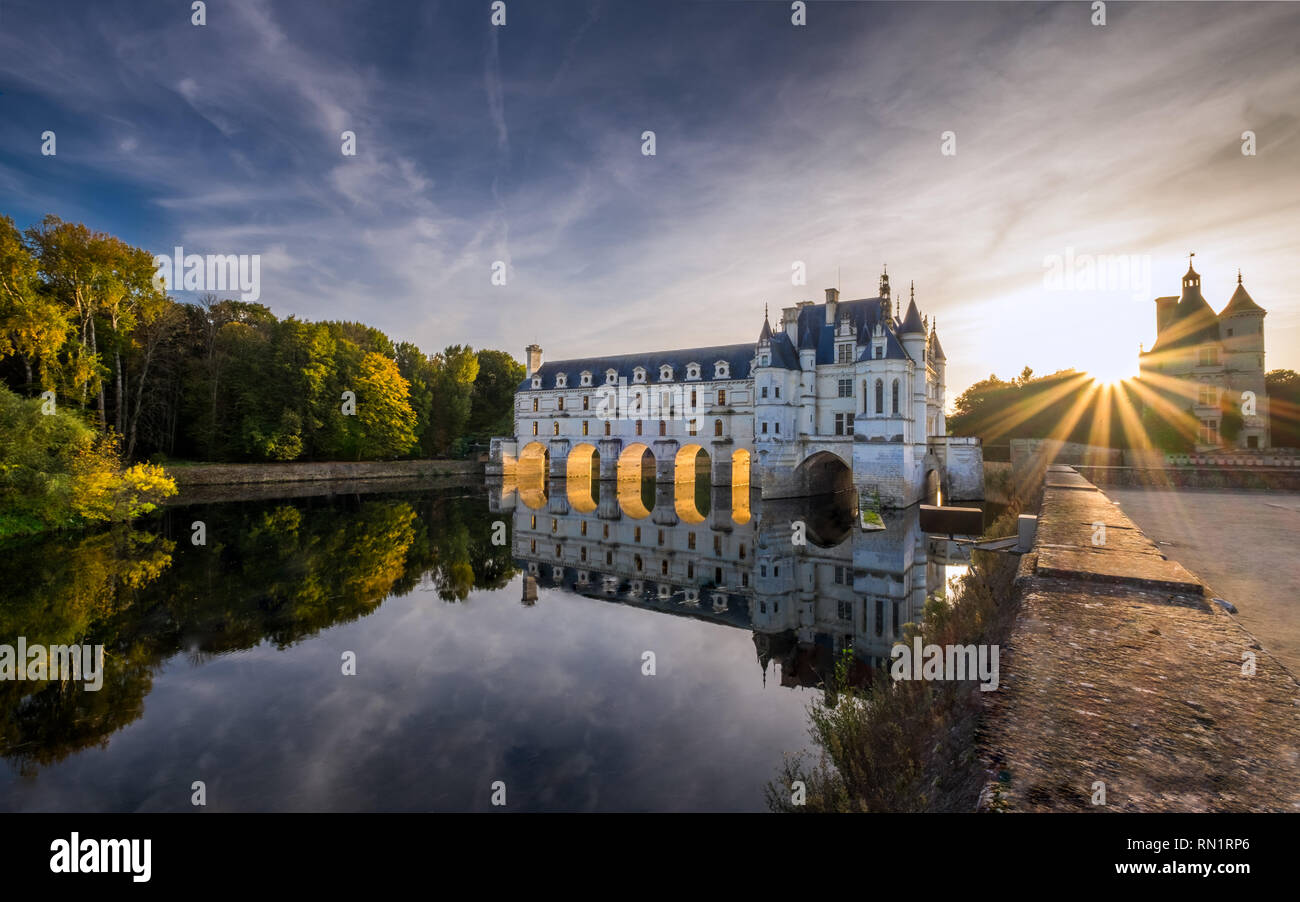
517,441 -> 549,509
566,443 -> 600,513
673,443 -> 710,524
617,442 -> 655,519
795,450 -> 853,496
731,448 -> 751,524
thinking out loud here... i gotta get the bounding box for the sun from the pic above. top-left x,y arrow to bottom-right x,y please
1085,354 -> 1138,388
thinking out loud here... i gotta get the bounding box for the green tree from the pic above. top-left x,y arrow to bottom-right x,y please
429,345 -> 479,456
468,349 -> 524,438
1266,369 -> 1300,449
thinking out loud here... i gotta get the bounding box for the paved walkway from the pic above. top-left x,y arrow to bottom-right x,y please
1107,487 -> 1300,676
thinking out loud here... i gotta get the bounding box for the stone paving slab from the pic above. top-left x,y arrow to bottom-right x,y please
1036,546 -> 1205,594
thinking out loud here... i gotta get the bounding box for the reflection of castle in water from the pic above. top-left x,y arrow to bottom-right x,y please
488,468 -> 972,689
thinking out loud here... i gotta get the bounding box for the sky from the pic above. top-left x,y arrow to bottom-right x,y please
1,0 -> 1297,400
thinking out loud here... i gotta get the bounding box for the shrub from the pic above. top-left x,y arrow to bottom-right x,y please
0,385 -> 177,539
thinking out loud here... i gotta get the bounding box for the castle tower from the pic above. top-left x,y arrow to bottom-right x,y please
1218,270 -> 1269,448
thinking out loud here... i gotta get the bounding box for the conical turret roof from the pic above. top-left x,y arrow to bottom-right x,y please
1220,272 -> 1265,317
899,297 -> 924,335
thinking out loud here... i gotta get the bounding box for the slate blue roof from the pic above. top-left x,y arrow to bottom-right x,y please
767,332 -> 800,369
790,297 -> 912,364
522,294 -> 925,389
521,342 -> 757,390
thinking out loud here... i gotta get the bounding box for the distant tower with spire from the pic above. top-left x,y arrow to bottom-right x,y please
1139,256 -> 1269,449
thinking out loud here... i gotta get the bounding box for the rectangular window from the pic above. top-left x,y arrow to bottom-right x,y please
580,521 -> 587,536
714,535 -> 722,554
837,600 -> 852,622
762,386 -> 769,398
892,602 -> 900,636
557,397 -> 564,411
634,527 -> 641,542
837,344 -> 852,363
846,413 -> 855,433
838,378 -> 852,397
875,600 -> 884,637
657,530 -> 664,546
762,422 -> 769,434
775,422 -> 780,434
774,386 -> 780,398
532,422 -> 538,435
874,346 -> 882,359
582,420 -> 589,435
532,398 -> 539,411
834,413 -> 845,435
688,532 -> 696,550
718,389 -> 726,405
636,421 -> 643,436
583,396 -> 589,410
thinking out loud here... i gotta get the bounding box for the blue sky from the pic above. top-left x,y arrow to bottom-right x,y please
1,0 -> 1297,395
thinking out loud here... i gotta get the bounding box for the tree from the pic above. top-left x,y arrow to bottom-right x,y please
355,352 -> 418,459
468,349 -> 524,438
1266,369 -> 1300,449
0,216 -> 67,393
429,345 -> 479,456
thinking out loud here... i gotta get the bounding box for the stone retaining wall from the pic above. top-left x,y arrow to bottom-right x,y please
979,465 -> 1300,811
166,459 -> 480,486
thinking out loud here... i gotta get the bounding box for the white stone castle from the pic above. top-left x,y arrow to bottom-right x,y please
490,269 -> 983,508
1138,259 -> 1270,450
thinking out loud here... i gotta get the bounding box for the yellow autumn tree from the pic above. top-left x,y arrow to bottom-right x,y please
356,351 -> 418,459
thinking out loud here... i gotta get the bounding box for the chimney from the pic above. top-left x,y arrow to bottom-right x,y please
824,287 -> 839,325
525,344 -> 543,378
1154,297 -> 1176,335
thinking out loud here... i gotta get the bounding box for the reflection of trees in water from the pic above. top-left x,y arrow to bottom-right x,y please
0,490 -> 517,774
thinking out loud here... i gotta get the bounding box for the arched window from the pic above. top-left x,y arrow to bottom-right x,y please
659,420 -> 666,436
552,421 -> 560,435
556,373 -> 567,388
891,379 -> 900,415
714,419 -> 723,436
875,379 -> 884,415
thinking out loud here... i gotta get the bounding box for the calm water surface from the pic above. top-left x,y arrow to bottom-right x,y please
0,476 -> 992,811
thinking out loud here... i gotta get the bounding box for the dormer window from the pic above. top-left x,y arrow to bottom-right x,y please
714,361 -> 729,379
686,363 -> 701,380
531,376 -> 541,389
660,365 -> 673,381
556,373 -> 567,388
633,367 -> 647,384
580,371 -> 592,386
605,369 -> 617,385
836,343 -> 853,364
